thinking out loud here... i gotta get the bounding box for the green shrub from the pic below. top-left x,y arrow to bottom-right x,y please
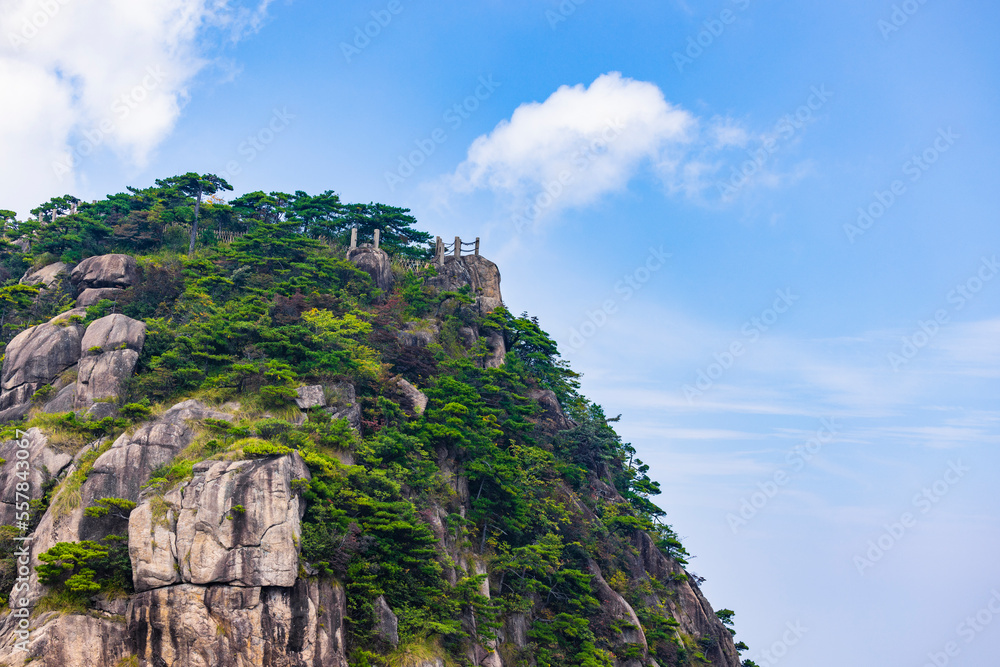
242,441 -> 293,458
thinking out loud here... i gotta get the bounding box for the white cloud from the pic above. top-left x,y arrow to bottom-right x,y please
438,71 -> 826,228
444,72 -> 698,228
0,0 -> 273,216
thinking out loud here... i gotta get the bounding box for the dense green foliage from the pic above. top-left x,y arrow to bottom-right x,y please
0,178 -> 749,667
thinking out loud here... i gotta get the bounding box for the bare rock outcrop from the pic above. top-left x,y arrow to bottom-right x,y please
347,246 -> 394,293
295,385 -> 325,409
0,321 -> 83,421
128,579 -> 348,667
426,255 -> 503,314
20,262 -> 70,290
0,429 -> 73,526
70,254 -> 138,289
374,595 -> 400,647
74,314 -> 147,410
528,388 -> 574,432
325,381 -> 361,430
129,453 -> 310,591
394,377 -> 428,414
76,287 -> 126,307
0,612 -> 128,667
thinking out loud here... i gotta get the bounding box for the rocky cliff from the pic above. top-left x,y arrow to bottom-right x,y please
0,199 -> 747,667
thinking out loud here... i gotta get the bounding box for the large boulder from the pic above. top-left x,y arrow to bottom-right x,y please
128,580 -> 348,667
1,322 -> 83,392
0,429 -> 73,526
74,314 -> 146,410
20,262 -> 70,290
0,321 -> 83,420
76,287 -> 125,307
426,255 -> 502,314
347,246 -> 394,293
81,313 -> 146,353
129,453 -> 310,590
70,254 -> 138,289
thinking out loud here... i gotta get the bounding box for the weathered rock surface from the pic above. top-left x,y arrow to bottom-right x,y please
0,321 -> 83,420
81,313 -> 147,353
528,388 -> 574,432
0,429 -> 73,526
76,287 -> 126,307
374,595 -> 400,647
395,377 -> 428,414
1,323 -> 83,393
426,255 -> 503,314
294,384 -> 325,409
484,330 -> 506,369
130,453 -> 310,591
74,314 -> 146,409
347,246 -> 394,293
20,262 -> 70,290
325,381 -> 361,430
625,530 -> 743,666
70,253 -> 138,289
41,383 -> 76,413
128,580 -> 348,667
0,612 -> 128,667
48,307 -> 87,325
398,320 -> 439,347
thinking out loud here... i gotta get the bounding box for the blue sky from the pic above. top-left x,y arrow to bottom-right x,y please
3,0 -> 1000,664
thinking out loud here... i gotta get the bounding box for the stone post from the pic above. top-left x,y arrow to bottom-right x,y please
374,229 -> 380,249
350,227 -> 358,250
454,236 -> 461,259
435,237 -> 444,265
475,237 -> 480,256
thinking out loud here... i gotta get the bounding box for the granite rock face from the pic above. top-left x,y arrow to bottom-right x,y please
0,612 -> 128,667
426,254 -> 503,314
129,453 -> 310,591
294,384 -> 325,409
20,262 -> 70,290
0,321 -> 83,420
76,287 -> 126,307
0,429 -> 73,526
70,254 -> 139,289
128,580 -> 349,667
75,314 -> 147,409
347,246 -> 394,293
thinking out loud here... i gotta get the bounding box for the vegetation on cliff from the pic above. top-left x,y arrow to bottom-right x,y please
0,175 -> 752,666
